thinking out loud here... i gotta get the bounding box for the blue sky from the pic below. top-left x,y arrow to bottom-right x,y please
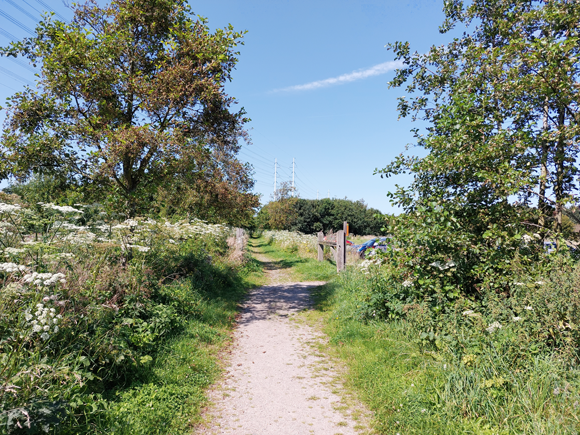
0,0 -> 460,213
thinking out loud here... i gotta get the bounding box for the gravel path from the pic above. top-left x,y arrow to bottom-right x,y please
198,254 -> 371,435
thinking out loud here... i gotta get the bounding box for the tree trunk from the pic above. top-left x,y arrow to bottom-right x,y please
538,101 -> 549,240
554,106 -> 566,236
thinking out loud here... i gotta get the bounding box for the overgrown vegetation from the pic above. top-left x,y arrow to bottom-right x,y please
312,265 -> 580,434
262,228 -> 580,433
0,196 -> 260,434
257,234 -> 336,282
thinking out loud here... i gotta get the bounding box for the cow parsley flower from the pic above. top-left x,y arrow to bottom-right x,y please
0,262 -> 27,273
486,321 -> 502,333
0,203 -> 21,214
41,203 -> 82,214
23,272 -> 66,287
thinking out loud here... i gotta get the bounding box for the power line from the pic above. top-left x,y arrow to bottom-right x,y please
0,28 -> 20,42
292,158 -> 295,197
32,0 -> 66,21
274,158 -> 277,193
240,159 -> 274,174
0,29 -> 37,73
239,147 -> 275,167
0,10 -> 35,34
0,81 -> 18,92
5,57 -> 37,73
21,0 -> 43,15
238,154 -> 273,172
0,65 -> 33,85
5,0 -> 41,22
294,161 -> 319,188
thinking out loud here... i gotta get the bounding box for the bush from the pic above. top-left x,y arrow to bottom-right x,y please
0,200 -> 244,433
328,264 -> 580,433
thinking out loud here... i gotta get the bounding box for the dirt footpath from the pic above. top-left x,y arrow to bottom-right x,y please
198,254 -> 371,435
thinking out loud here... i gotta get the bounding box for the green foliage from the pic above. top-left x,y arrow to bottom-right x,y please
313,268 -> 580,434
254,236 -> 337,282
382,0 -> 580,235
258,198 -> 385,235
370,201 -> 548,318
0,0 -> 257,219
0,201 -> 254,433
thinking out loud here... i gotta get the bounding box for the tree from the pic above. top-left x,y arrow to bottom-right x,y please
257,196 -> 385,235
154,137 -> 259,225
0,0 -> 255,217
260,182 -> 298,230
381,0 -> 580,239
372,0 -> 580,303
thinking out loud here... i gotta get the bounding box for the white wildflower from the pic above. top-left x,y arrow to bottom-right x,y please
486,321 -> 503,333
512,316 -> 522,322
41,203 -> 82,214
524,306 -> 533,311
0,262 -> 27,273
23,272 -> 66,287
63,230 -> 96,245
4,247 -> 25,256
0,203 -> 21,213
402,280 -> 414,287
40,332 -> 49,340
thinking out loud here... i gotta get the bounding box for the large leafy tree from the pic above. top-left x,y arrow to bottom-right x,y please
381,0 -> 580,237
0,0 -> 255,217
374,0 -> 580,302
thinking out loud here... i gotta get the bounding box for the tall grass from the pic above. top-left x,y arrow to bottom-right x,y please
313,268 -> 580,434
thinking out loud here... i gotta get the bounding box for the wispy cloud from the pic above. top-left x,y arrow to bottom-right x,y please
273,60 -> 404,93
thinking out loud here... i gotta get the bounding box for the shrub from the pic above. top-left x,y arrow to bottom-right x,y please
0,201 -> 241,433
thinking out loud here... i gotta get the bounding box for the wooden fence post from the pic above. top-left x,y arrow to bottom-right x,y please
317,231 -> 324,262
336,229 -> 346,272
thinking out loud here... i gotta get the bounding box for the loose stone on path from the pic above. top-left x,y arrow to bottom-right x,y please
198,273 -> 371,435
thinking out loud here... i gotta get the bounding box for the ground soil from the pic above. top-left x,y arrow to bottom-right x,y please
197,248 -> 371,435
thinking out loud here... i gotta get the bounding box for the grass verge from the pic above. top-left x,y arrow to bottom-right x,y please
250,236 -> 336,282
99,255 -> 264,434
311,270 -> 580,435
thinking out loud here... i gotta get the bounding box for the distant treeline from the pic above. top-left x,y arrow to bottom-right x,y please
257,198 -> 385,235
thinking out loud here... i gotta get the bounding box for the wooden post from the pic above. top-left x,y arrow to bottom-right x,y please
317,231 -> 324,262
343,221 -> 349,236
336,229 -> 346,272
